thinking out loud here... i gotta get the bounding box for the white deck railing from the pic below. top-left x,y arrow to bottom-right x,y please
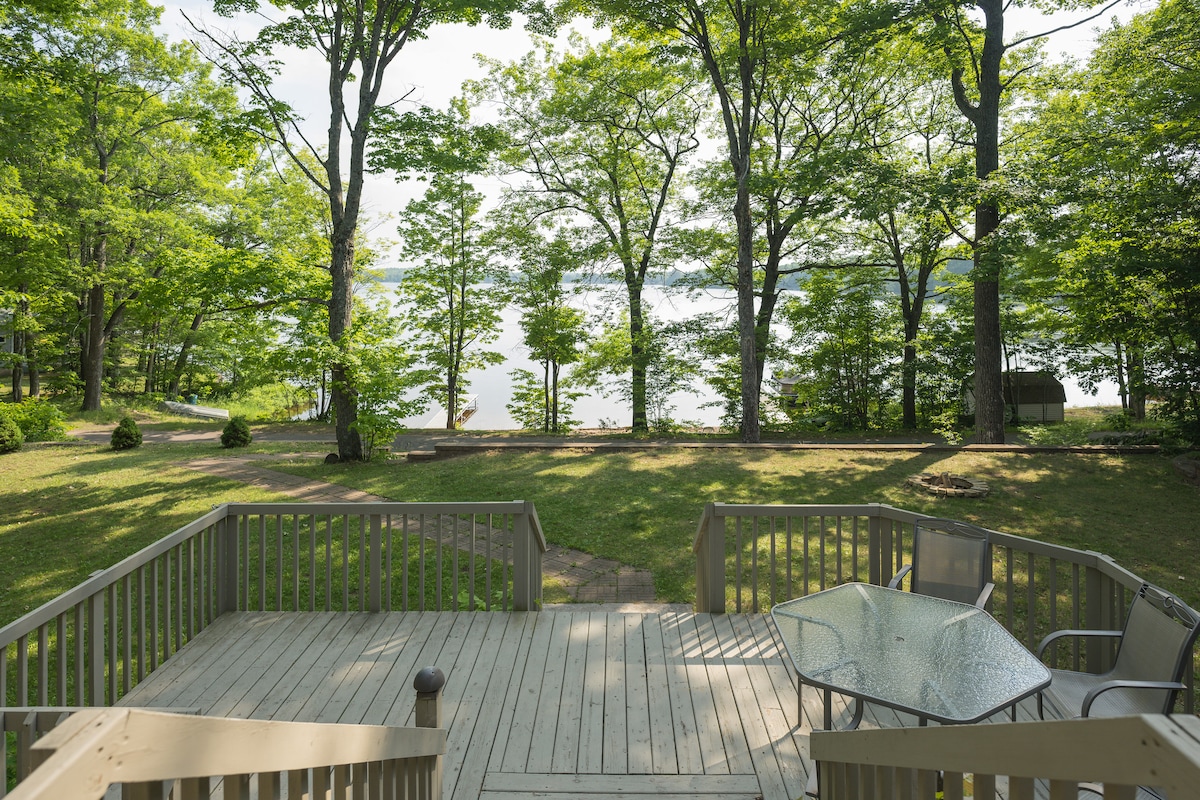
693,502 -> 1196,712
811,714 -> 1200,799
0,502 -> 546,709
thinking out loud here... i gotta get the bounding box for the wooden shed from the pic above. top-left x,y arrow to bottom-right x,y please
965,371 -> 1067,423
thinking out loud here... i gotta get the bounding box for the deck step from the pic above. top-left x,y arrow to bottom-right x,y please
406,449 -> 440,462
480,772 -> 762,797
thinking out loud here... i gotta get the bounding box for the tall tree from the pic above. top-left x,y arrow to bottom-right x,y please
918,0 -> 1124,442
193,0 -> 534,459
842,42 -> 972,429
4,0 -> 238,410
494,224 -> 588,433
482,37 -> 701,431
1020,0 -> 1200,434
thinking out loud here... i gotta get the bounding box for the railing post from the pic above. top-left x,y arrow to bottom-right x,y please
868,513 -> 882,587
87,592 -> 104,706
695,503 -> 726,614
1085,563 -> 1117,673
512,503 -> 537,612
414,667 -> 445,800
216,512 -> 239,615
369,515 -> 383,613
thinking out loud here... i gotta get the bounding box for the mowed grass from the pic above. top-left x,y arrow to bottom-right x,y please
0,441 -> 316,625
275,447 -> 1200,607
2,440 -> 1198,624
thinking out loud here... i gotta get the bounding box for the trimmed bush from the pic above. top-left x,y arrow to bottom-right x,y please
111,416 -> 142,450
0,411 -> 24,454
220,416 -> 253,448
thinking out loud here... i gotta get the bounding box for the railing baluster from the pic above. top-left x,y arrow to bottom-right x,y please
401,514 -> 411,612
56,614 -> 67,704
435,514 -> 444,612
342,515 -> 351,612
150,559 -> 160,672
325,515 -> 333,612
258,515 -> 267,613
369,514 -> 382,614
418,514 -> 427,611
468,515 -> 477,611
308,514 -> 316,612
358,515 -> 367,612
74,604 -> 84,705
768,516 -> 778,607
452,514 -> 461,612
122,577 -> 132,696
835,516 -> 844,585
276,514 -> 284,612
385,515 -> 394,612
818,516 -> 827,592
36,625 -> 48,706
107,583 -> 117,704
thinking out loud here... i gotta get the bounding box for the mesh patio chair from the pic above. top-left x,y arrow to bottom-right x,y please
887,517 -> 995,608
1036,582 -> 1200,720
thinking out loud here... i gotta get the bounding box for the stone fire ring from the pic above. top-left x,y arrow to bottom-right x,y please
906,473 -> 990,498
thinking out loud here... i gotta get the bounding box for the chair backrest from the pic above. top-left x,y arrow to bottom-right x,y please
1110,583 -> 1200,712
909,518 -> 991,606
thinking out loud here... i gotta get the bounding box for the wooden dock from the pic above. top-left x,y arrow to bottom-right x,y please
116,608 -> 1037,800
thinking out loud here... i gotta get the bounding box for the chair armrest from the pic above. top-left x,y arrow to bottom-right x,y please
1081,679 -> 1186,717
1035,628 -> 1122,660
975,582 -> 995,609
887,564 -> 912,590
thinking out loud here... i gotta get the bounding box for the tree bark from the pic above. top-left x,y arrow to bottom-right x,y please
628,281 -> 649,431
944,0 -> 1007,444
81,281 -> 106,411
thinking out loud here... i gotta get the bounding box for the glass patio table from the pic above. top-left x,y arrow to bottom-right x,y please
771,582 -> 1051,730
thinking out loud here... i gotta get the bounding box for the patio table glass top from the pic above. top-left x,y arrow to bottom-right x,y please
772,582 -> 1051,725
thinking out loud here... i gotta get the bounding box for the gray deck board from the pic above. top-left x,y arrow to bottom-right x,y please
114,609 -> 1045,800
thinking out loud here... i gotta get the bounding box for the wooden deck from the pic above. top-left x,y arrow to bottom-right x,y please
115,608 -> 1040,800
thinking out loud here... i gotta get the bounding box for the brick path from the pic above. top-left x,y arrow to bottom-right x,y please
184,456 -> 657,605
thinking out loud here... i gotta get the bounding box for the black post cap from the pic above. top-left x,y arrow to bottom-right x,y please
413,666 -> 446,694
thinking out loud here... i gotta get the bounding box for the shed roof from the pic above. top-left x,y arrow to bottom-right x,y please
1002,371 -> 1067,404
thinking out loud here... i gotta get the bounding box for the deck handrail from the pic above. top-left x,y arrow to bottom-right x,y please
1,501 -> 545,710
811,713 -> 1200,799
694,501 -> 1196,711
9,705 -> 447,799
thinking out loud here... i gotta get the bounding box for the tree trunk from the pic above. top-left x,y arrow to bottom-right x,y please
551,359 -> 560,433
735,178 -> 761,442
169,311 -> 205,397
27,342 -> 39,397
329,234 -> 363,459
969,0 -> 1007,444
81,281 -> 106,412
11,333 -> 23,403
543,359 -> 551,432
628,281 -> 649,431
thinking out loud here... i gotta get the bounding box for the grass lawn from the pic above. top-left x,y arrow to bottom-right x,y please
0,440 -> 323,626
272,447 -> 1200,607
2,438 -> 1198,626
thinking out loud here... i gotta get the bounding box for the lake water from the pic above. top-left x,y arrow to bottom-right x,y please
383,282 -> 1119,431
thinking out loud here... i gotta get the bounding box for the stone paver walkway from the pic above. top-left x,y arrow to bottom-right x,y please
184,456 -> 657,605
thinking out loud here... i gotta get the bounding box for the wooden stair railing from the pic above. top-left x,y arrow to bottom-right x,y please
6,668 -> 448,800
811,714 -> 1200,799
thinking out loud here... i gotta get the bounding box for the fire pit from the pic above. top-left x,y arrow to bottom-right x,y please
906,472 -> 990,498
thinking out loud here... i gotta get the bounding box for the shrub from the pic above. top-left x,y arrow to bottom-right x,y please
8,397 -> 67,442
0,410 -> 24,453
220,416 -> 253,448
111,416 -> 142,450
